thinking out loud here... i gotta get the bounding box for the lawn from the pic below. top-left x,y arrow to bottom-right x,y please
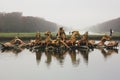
0,32 -> 57,38
0,32 -> 120,40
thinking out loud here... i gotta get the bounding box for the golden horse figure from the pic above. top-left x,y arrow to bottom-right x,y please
77,31 -> 88,46
106,40 -> 119,49
94,35 -> 111,48
44,31 -> 69,49
1,36 -> 26,49
77,31 -> 97,49
28,32 -> 42,47
43,31 -> 70,51
66,31 -> 81,46
44,31 -> 52,46
51,37 -> 70,49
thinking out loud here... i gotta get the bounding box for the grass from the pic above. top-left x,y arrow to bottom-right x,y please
114,32 -> 120,36
0,32 -> 37,37
0,32 -> 120,40
0,32 -> 57,38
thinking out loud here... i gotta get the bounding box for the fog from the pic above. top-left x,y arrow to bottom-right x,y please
0,0 -> 120,30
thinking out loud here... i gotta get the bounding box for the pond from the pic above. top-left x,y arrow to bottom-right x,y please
0,42 -> 120,80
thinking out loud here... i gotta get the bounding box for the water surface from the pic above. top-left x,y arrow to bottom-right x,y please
0,43 -> 120,80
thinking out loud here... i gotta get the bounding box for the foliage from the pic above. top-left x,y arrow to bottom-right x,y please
89,17 -> 120,32
0,12 -> 59,32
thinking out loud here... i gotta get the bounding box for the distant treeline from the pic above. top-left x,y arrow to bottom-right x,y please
88,17 -> 120,32
0,12 -> 59,32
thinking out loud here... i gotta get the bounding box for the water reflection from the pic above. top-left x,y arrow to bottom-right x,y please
0,47 -> 119,66
45,51 -> 52,66
35,50 -> 42,65
68,50 -> 80,66
1,47 -> 23,55
45,50 -> 67,66
79,49 -> 89,64
97,48 -> 118,58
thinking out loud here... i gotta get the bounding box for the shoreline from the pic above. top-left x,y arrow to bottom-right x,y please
0,35 -> 120,41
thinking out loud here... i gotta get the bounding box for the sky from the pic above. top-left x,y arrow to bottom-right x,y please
0,0 -> 120,30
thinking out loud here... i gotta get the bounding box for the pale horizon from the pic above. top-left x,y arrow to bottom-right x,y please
0,0 -> 120,30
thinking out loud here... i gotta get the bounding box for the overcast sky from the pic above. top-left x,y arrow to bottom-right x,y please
0,0 -> 120,30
